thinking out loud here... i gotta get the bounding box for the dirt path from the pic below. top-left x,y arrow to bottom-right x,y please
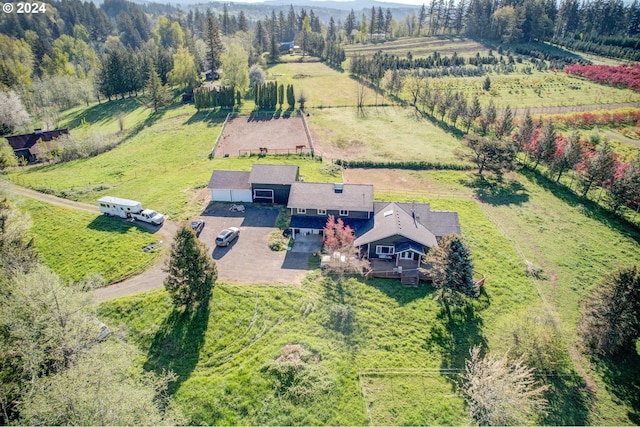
1,179 -> 178,302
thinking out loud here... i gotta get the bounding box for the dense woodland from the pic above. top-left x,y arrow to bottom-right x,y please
0,0 -> 639,136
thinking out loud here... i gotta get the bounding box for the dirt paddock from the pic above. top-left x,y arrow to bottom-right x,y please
214,114 -> 311,157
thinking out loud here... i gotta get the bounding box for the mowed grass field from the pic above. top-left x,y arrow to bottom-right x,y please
343,36 -> 493,58
308,106 -> 468,164
9,197 -> 161,283
98,195 -> 544,425
7,101 -> 336,220
267,62 -> 359,108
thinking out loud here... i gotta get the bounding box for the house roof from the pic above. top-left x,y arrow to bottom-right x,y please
354,202 -> 439,248
287,182 -> 374,212
249,164 -> 299,185
6,129 -> 69,153
208,170 -> 251,190
423,210 -> 461,237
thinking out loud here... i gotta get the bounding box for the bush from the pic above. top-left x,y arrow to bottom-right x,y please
320,162 -> 343,176
263,344 -> 334,403
268,230 -> 289,251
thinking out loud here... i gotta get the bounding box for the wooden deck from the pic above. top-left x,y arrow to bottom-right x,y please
367,258 -> 433,286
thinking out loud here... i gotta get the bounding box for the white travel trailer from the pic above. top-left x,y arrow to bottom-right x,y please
97,196 -> 142,219
97,196 -> 165,225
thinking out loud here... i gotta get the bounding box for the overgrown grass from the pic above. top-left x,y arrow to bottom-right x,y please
13,197 -> 161,284
308,107 -> 467,164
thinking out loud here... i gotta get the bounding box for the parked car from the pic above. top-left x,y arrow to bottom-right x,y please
190,219 -> 205,237
216,227 -> 240,247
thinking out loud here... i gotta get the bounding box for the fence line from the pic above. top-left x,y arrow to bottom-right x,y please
299,108 -> 315,156
210,112 -> 231,158
238,148 -> 312,156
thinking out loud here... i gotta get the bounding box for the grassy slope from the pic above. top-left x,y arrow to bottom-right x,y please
8,101 -> 334,220
98,196 -> 540,426
11,197 -> 161,283
307,106 -> 466,163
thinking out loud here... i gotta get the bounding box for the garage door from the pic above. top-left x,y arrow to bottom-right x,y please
230,190 -> 252,203
253,188 -> 274,203
210,189 -> 252,203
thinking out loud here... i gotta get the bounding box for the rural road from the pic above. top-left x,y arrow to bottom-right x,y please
1,179 -> 176,302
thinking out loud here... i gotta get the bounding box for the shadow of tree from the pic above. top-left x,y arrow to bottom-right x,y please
462,176 -> 530,206
520,168 -> 640,243
596,351 -> 640,424
63,98 -> 142,129
183,109 -> 228,126
143,301 -> 211,395
542,374 -> 593,425
435,295 -> 488,372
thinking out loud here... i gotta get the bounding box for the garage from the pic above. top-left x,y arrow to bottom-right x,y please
208,170 -> 252,203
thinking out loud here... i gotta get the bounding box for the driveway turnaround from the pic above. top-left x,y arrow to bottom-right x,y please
202,204 -> 313,284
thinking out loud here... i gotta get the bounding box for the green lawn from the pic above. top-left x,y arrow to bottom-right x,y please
11,197 -> 161,284
307,106 -> 468,164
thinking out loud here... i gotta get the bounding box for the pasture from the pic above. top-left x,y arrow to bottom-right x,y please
267,62 -> 360,108
307,106 -> 467,164
9,197 -> 161,284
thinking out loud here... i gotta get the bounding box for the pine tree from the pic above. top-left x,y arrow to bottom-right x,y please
163,224 -> 217,310
495,105 -> 514,139
269,33 -> 280,63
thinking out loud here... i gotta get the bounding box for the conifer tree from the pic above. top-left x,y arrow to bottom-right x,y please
164,224 -> 217,310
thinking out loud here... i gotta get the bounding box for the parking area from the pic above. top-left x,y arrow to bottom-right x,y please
198,203 -> 314,284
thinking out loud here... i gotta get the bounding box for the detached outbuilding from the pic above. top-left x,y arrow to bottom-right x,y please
208,164 -> 300,204
6,129 -> 69,163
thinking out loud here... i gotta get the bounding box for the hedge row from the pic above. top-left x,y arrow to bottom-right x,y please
334,159 -> 471,171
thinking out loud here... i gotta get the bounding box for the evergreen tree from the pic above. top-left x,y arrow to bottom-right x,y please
238,11 -> 249,32
516,110 -> 535,155
463,94 -> 482,133
495,105 -> 514,139
578,266 -> 640,356
163,224 -> 217,310
144,67 -> 171,113
579,140 -> 616,197
205,13 -> 224,72
550,131 -> 582,182
269,34 -> 280,63
345,9 -> 357,42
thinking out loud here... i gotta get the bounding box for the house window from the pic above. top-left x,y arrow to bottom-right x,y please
376,245 -> 394,255
297,208 -> 306,214
317,209 -> 327,215
339,209 -> 349,216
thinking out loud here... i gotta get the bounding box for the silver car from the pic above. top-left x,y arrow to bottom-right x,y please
215,227 -> 240,247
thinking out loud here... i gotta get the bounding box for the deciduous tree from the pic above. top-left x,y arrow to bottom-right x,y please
164,224 -> 217,310
457,135 -> 517,177
222,44 -> 249,94
462,346 -> 549,426
167,47 -> 199,91
0,90 -> 30,135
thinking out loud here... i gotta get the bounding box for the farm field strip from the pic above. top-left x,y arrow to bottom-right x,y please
344,37 -> 491,56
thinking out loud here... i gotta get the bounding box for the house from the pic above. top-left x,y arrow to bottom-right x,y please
206,163 -> 462,285
204,69 -> 220,81
6,129 -> 69,163
354,202 -> 460,285
287,182 -> 374,237
208,164 -> 299,204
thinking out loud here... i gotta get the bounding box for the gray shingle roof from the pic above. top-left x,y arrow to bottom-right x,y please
249,164 -> 299,185
208,170 -> 251,190
354,201 -> 461,248
287,182 -> 374,211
